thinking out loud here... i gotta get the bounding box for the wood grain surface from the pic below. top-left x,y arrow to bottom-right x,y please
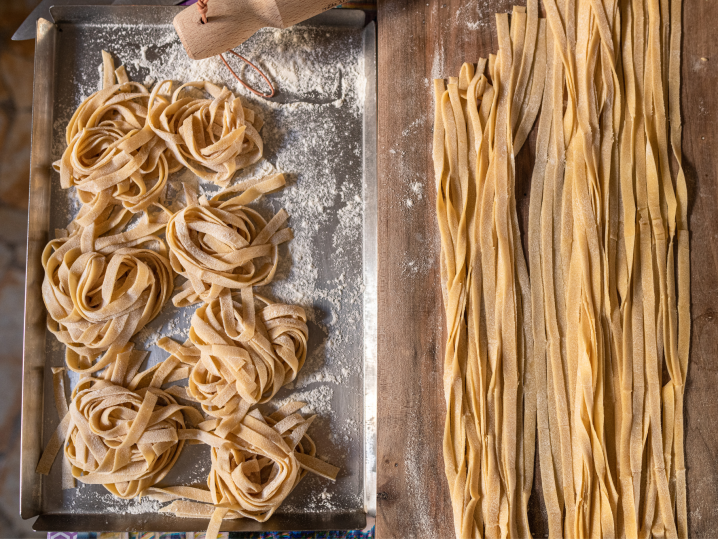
375,0 -> 718,536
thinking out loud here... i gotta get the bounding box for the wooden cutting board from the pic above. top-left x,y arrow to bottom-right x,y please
375,0 -> 718,536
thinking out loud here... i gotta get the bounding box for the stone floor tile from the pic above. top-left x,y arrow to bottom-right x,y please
0,207 -> 28,246
0,110 -> 32,210
0,424 -> 44,538
0,243 -> 12,282
13,243 -> 26,268
0,269 -> 26,360
0,268 -> 41,538
0,52 -> 34,110
0,76 -> 9,106
0,109 -> 9,158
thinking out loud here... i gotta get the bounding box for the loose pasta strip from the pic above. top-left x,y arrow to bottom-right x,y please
146,403 -> 338,539
166,173 -> 292,306
147,80 -> 264,187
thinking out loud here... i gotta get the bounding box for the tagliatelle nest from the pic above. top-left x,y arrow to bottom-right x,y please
166,173 -> 293,307
146,402 -> 339,526
147,80 -> 264,187
186,290 -> 308,418
63,378 -> 202,499
41,220 -> 174,375
54,66 -> 181,218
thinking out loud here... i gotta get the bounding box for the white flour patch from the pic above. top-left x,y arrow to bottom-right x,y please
271,386 -> 334,417
431,44 -> 446,81
67,488 -> 162,515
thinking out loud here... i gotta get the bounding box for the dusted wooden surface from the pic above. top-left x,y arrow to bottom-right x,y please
375,0 -> 718,536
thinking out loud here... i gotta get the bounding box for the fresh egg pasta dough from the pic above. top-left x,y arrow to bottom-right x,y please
54,51 -> 265,226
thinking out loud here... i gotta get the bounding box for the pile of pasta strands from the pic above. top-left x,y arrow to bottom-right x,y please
167,174 -> 292,307
35,367 -> 202,497
145,402 -> 337,534
37,52 -> 339,539
147,80 -> 264,188
41,206 -> 174,375
187,291 -> 309,412
434,0 -> 689,536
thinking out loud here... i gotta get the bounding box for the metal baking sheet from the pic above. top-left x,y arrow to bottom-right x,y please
21,6 -> 376,532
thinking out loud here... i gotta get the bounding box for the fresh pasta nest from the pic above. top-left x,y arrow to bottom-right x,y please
55,79 -> 181,217
42,231 -> 173,374
187,290 -> 308,414
166,173 -> 292,307
65,379 -> 200,499
148,403 -> 339,525
147,80 -> 264,187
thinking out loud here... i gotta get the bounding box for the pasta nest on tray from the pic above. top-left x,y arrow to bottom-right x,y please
147,403 -> 339,524
147,80 -> 264,188
41,212 -> 174,375
64,378 -> 202,499
186,289 -> 309,417
54,76 -> 181,217
166,173 -> 293,307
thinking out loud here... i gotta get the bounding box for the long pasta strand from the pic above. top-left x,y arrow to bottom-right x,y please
434,6 -> 546,537
436,0 -> 688,536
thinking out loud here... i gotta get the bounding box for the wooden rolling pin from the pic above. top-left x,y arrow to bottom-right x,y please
174,0 -> 342,60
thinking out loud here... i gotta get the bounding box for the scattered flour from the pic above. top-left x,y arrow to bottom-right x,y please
68,488 -> 162,515
272,385 -> 334,417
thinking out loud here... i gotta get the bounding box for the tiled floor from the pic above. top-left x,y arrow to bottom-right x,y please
0,0 -> 45,537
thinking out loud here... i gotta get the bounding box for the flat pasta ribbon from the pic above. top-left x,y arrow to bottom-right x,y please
166,173 -> 292,307
147,80 -> 264,187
